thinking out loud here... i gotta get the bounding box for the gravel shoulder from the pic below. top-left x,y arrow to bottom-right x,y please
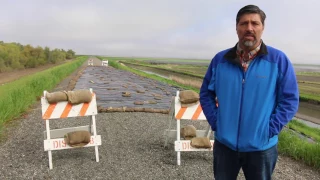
0,58 -> 319,180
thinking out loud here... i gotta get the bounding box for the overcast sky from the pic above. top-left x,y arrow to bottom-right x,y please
1,0 -> 319,64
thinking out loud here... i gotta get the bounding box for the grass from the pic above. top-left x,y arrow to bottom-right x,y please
278,130 -> 320,169
170,75 -> 203,89
296,71 -> 320,76
119,60 -> 205,79
0,56 -> 87,135
298,81 -> 320,85
299,93 -> 320,104
287,119 -> 320,142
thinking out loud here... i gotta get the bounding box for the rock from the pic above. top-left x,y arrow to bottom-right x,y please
134,101 -> 144,105
122,92 -> 131,97
107,88 -> 117,90
148,100 -> 157,104
136,90 -> 145,93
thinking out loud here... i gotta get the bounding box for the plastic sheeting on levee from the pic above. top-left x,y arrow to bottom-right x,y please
74,66 -> 182,112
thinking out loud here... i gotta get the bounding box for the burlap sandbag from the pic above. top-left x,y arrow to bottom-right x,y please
46,91 -> 68,104
190,137 -> 212,149
181,100 -> 199,108
67,89 -> 92,105
179,90 -> 199,104
64,131 -> 91,147
180,125 -> 197,140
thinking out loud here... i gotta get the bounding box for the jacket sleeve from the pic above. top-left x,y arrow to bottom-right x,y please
269,54 -> 299,138
200,57 -> 218,131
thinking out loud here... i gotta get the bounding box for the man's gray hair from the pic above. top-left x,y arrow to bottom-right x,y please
236,5 -> 266,25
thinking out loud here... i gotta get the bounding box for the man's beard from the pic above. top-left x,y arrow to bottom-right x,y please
243,40 -> 257,47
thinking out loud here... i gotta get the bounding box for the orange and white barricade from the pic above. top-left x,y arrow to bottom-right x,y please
88,59 -> 93,66
41,88 -> 101,169
101,60 -> 108,66
164,91 -> 214,165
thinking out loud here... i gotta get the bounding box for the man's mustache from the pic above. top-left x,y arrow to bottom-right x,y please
244,32 -> 255,37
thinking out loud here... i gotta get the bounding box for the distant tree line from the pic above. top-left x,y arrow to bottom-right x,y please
0,40 -> 76,73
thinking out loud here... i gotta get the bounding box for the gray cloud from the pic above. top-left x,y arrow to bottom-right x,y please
1,0 -> 319,64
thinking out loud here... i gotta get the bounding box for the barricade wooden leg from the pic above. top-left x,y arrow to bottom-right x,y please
92,115 -> 99,162
164,97 -> 175,148
177,119 -> 181,165
90,116 -> 93,134
46,120 -> 53,169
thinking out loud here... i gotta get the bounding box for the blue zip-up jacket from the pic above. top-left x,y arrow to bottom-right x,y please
199,42 -> 299,152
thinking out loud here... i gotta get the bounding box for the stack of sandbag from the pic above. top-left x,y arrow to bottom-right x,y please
190,137 -> 212,149
179,90 -> 199,107
180,125 -> 197,140
45,89 -> 92,105
180,125 -> 212,149
46,91 -> 68,103
64,130 -> 91,147
67,89 -> 92,104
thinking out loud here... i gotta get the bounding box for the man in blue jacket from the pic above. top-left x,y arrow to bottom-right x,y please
199,5 -> 299,180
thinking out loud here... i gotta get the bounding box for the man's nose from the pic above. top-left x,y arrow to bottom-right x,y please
246,23 -> 254,31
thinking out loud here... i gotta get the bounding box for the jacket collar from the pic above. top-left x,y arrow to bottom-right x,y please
224,40 -> 268,66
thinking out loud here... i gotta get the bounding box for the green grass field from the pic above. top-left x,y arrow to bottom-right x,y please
0,56 -> 87,136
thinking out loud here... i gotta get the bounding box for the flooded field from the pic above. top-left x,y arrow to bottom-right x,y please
294,64 -> 320,72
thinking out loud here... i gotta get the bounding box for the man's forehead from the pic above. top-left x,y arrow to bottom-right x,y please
239,13 -> 261,22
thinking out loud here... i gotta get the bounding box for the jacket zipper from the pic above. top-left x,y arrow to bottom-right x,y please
237,68 -> 246,151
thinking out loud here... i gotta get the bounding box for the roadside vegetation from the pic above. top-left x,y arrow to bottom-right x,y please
99,56 -> 320,169
287,119 -> 320,142
0,40 -> 76,73
0,56 -> 87,136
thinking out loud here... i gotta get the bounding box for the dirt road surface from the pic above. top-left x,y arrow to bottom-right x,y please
0,57 -> 319,180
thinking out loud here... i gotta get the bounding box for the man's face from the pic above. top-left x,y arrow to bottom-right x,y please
236,13 -> 264,49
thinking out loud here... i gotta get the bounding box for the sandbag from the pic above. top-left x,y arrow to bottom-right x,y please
181,100 -> 199,107
180,125 -> 197,140
190,137 -> 212,149
179,90 -> 199,104
64,130 -> 91,147
46,91 -> 68,104
67,89 -> 92,105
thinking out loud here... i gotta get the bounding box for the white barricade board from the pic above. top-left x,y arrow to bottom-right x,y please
44,135 -> 102,151
41,93 -> 97,120
175,140 -> 214,151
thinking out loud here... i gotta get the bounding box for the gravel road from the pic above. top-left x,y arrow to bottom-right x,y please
0,57 -> 319,180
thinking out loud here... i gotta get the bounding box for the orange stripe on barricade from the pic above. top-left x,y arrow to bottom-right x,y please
79,93 -> 94,116
175,107 -> 187,120
60,103 -> 72,118
191,105 -> 202,120
43,103 -> 57,120
79,102 -> 89,116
